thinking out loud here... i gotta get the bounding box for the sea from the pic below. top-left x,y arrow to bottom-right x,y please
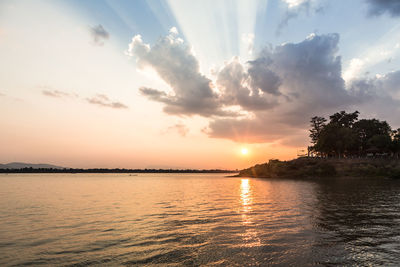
1,173 -> 400,266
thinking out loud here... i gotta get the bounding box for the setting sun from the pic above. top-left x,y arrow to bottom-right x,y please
241,148 -> 249,155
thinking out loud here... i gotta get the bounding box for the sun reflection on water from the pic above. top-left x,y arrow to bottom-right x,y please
239,178 -> 261,247
240,179 -> 253,212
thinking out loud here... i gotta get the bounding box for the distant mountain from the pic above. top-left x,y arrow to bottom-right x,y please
0,162 -> 65,169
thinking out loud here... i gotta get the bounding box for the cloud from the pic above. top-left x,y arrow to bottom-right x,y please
216,58 -> 280,111
247,58 -> 282,96
41,86 -> 127,109
205,34 -> 369,146
127,28 -> 228,117
169,26 -> 179,35
41,87 -> 78,98
349,70 -> 400,101
282,0 -> 309,8
348,71 -> 400,125
366,0 -> 400,17
129,29 -> 284,116
86,94 -> 128,109
207,33 -> 360,145
0,92 -> 5,97
129,29 -> 400,146
139,87 -> 167,101
277,0 -> 323,35
163,122 -> 189,137
89,24 -> 109,46
343,58 -> 366,82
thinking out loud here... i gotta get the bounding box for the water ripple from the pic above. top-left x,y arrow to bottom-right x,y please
2,174 -> 400,266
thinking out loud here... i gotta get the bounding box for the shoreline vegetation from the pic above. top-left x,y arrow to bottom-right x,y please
240,111 -> 400,179
238,158 -> 400,179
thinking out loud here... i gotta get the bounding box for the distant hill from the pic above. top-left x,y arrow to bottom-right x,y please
0,162 -> 65,169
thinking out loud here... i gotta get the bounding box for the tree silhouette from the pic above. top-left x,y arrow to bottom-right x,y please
309,111 -> 397,158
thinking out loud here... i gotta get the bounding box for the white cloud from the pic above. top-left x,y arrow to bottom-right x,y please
126,30 -> 224,117
169,26 -> 179,35
343,58 -> 366,82
282,0 -> 308,9
342,24 -> 400,83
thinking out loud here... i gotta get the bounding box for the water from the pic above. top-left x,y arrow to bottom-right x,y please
1,173 -> 400,266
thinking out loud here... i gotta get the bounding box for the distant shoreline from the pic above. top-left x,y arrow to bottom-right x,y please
0,168 -> 237,174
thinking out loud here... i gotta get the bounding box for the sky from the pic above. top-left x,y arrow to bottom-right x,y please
1,0 -> 400,169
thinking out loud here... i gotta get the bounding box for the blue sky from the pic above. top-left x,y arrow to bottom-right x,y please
62,0 -> 400,75
45,0 -> 400,91
1,0 -> 400,168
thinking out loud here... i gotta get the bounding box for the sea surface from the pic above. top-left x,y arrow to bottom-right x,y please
1,173 -> 400,266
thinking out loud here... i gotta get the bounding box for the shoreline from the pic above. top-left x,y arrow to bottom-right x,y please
237,157 -> 400,179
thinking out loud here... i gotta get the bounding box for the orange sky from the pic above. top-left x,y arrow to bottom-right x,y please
0,1 -> 310,169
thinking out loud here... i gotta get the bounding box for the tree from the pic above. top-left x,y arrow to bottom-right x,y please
315,123 -> 358,158
368,134 -> 392,153
329,110 -> 359,128
309,116 -> 327,145
309,111 -> 399,158
313,111 -> 360,157
354,119 -> 391,155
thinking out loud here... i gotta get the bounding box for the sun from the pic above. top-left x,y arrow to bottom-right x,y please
241,148 -> 249,155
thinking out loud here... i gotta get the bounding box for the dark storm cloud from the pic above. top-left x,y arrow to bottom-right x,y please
89,24 -> 109,46
86,94 -> 128,109
366,0 -> 400,17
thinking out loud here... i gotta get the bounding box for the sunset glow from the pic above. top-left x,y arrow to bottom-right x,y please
2,1 -> 400,266
0,0 -> 399,170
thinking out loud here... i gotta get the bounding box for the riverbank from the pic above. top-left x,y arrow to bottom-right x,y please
238,158 -> 400,179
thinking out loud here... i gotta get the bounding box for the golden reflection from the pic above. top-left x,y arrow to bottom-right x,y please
239,178 -> 261,247
240,178 -> 253,211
